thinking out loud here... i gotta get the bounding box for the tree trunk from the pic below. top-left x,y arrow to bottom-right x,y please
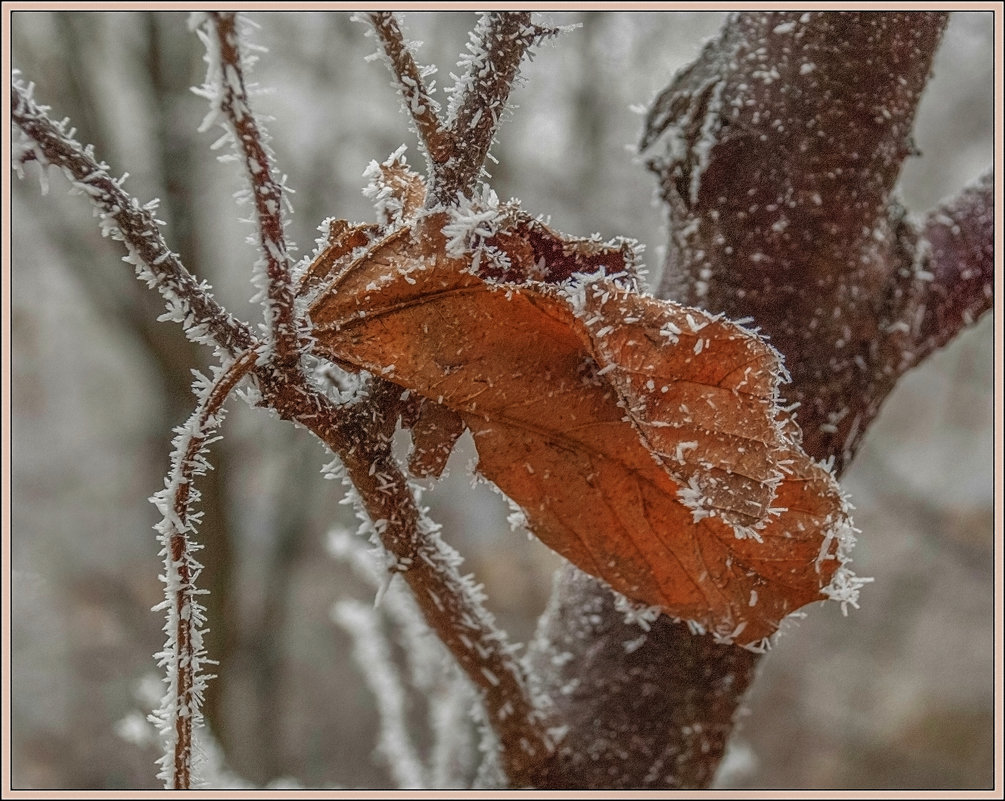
524,11 -> 992,788
12,11 -> 991,790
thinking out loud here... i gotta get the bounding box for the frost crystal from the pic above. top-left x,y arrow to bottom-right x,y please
362,144 -> 413,225
676,475 -> 715,523
442,184 -> 504,258
816,489 -> 873,614
614,592 -> 663,632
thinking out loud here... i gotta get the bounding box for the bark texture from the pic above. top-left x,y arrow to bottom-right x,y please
526,568 -> 758,788
642,11 -> 969,472
12,11 -> 992,790
525,11 -> 992,789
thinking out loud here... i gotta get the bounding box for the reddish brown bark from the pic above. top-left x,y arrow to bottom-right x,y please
524,11 -> 992,789
525,568 -> 759,788
643,11 -> 960,472
12,11 -> 992,790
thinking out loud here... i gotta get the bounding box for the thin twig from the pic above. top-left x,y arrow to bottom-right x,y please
368,12 -> 453,164
261,376 -> 557,784
11,79 -> 257,359
329,528 -> 481,785
334,600 -> 429,787
367,12 -> 548,207
429,12 -> 538,206
205,12 -> 299,362
150,347 -> 259,789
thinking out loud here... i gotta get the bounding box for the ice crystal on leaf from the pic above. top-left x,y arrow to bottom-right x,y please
303,161 -> 863,646
442,184 -> 504,258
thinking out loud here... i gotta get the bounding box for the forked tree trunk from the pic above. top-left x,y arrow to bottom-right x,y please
524,11 -> 992,788
12,11 -> 990,790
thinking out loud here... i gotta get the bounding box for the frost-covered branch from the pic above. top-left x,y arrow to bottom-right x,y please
366,12 -> 452,165
195,13 -> 299,361
431,12 -> 537,206
11,78 -> 256,359
364,12 -> 541,207
329,528 -> 483,786
148,348 -> 258,789
911,170 -> 994,360
268,379 -> 555,785
367,12 -> 557,208
333,600 -> 429,788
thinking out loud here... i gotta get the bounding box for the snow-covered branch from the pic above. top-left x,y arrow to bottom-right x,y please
11,78 -> 256,359
148,348 -> 258,789
194,12 -> 299,362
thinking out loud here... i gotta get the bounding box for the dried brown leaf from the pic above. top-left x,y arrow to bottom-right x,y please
306,209 -> 858,645
406,398 -> 466,479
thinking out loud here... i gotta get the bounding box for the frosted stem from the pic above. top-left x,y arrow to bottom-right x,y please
10,79 -> 256,359
365,12 -> 550,206
149,348 -> 258,788
202,13 -> 299,362
428,13 -> 536,206
367,12 -> 453,164
333,600 -> 429,788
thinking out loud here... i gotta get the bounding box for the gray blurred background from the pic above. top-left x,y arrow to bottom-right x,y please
10,11 -> 995,789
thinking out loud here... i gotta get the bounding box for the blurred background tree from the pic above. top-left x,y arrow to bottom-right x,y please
9,11 -> 994,788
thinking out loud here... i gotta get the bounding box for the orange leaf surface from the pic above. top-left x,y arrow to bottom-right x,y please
304,165 -> 860,646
